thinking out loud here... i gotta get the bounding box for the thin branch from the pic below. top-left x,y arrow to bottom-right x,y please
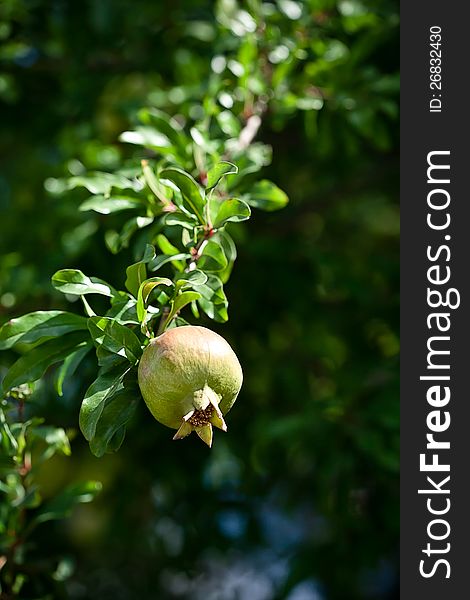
156,306 -> 170,335
237,114 -> 262,151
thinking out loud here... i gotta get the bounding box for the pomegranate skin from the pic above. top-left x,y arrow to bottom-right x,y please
138,326 -> 243,431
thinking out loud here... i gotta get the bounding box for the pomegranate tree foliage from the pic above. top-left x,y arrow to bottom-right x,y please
2,109 -> 289,457
0,0 -> 399,598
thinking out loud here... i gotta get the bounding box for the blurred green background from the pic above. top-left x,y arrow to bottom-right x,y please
0,0 -> 399,598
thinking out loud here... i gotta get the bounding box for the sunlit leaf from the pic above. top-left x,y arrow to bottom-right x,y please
160,168 -> 206,223
79,195 -> 144,215
242,180 -> 289,211
125,245 -> 156,297
197,240 -> 228,272
136,277 -> 173,322
214,230 -> 237,283
163,212 -> 198,230
213,198 -> 251,227
206,161 -> 238,189
138,108 -> 188,154
67,172 -> 138,195
174,270 -> 208,290
89,376 -> 140,457
52,270 -> 115,297
0,311 -> 87,350
79,365 -> 130,441
156,234 -> 180,256
119,127 -> 172,151
151,252 -> 191,272
168,291 -> 202,322
106,295 -> 139,325
87,317 -> 142,365
197,275 -> 229,322
2,332 -> 88,392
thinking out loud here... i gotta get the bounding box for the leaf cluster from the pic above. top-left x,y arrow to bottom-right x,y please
2,97 -> 289,457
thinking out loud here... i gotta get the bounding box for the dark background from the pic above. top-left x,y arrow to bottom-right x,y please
0,1 -> 399,598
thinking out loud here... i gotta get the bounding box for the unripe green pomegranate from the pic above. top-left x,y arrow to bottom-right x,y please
138,325 -> 243,447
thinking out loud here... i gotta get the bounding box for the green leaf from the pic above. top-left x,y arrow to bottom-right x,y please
141,159 -> 162,195
151,252 -> 191,272
125,244 -> 156,297
140,243 -> 157,264
216,229 -> 237,262
174,269 -> 208,290
173,316 -> 191,328
213,198 -> 251,227
0,311 -> 88,350
206,161 -> 238,189
242,180 -> 289,211
181,227 -> 196,248
156,233 -> 180,255
125,262 -> 146,298
55,341 -> 93,396
119,127 -> 172,151
67,172 -> 138,195
155,234 -> 185,271
197,275 -> 229,322
141,161 -> 176,209
138,108 -> 188,154
79,195 -> 144,214
2,332 -> 88,392
106,295 -> 139,325
214,230 -> 237,284
170,291 -> 202,318
96,345 -> 128,370
163,212 -> 198,230
89,376 -> 140,457
33,481 -> 102,526
136,277 -> 173,322
81,296 -> 96,317
79,365 -> 130,441
52,270 -> 115,297
160,168 -> 206,223
197,240 -> 228,272
106,426 -> 126,453
87,317 -> 142,365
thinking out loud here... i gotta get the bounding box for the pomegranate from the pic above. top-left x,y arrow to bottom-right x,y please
138,325 -> 243,447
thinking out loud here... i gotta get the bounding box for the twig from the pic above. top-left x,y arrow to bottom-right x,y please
156,307 -> 170,335
235,114 -> 262,152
